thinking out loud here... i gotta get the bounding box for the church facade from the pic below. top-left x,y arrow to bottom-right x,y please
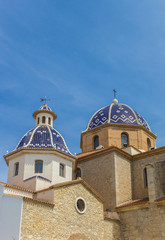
1,99 -> 165,239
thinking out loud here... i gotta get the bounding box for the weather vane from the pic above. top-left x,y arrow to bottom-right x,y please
40,96 -> 50,104
113,89 -> 117,99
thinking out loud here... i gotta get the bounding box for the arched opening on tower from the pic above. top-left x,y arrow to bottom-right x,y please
147,138 -> 151,151
121,133 -> 129,147
76,168 -> 82,179
143,167 -> 148,188
94,135 -> 99,149
42,116 -> 46,124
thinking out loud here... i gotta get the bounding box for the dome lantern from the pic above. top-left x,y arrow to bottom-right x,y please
13,103 -> 71,155
33,104 -> 57,128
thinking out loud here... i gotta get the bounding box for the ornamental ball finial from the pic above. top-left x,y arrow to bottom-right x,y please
112,98 -> 118,104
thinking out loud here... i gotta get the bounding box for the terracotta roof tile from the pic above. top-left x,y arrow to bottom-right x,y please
5,183 -> 34,193
0,181 -> 6,185
116,197 -> 149,209
23,197 -> 54,206
155,196 -> 165,201
76,149 -> 102,158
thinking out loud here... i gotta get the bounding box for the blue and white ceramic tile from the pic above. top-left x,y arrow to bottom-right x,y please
39,105 -> 52,111
15,126 -> 71,155
86,103 -> 151,132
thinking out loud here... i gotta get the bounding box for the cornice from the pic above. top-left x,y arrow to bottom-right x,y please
33,109 -> 57,120
81,123 -> 157,139
116,197 -> 149,212
155,196 -> 165,206
77,146 -> 132,163
132,146 -> 165,161
37,178 -> 104,203
4,147 -> 77,166
116,202 -> 149,212
23,196 -> 54,207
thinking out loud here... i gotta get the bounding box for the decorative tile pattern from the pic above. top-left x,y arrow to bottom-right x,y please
16,128 -> 34,149
86,103 -> 151,132
28,126 -> 52,148
88,106 -> 110,131
39,105 -> 52,111
110,104 -> 137,125
50,128 -> 71,154
134,111 -> 151,131
15,126 -> 71,155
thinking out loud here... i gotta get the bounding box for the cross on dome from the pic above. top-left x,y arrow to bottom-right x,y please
112,89 -> 118,104
113,89 -> 117,99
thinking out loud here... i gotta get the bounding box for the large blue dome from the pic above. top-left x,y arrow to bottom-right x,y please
15,126 -> 72,155
85,101 -> 151,132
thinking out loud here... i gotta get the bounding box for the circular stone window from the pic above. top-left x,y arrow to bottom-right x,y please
75,197 -> 86,214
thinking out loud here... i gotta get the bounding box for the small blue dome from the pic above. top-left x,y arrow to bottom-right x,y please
86,102 -> 151,132
15,126 -> 72,155
39,105 -> 52,111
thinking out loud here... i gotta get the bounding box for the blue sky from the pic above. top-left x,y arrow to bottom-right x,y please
1,0 -> 165,182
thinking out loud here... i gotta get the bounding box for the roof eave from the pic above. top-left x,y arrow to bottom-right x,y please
33,110 -> 57,120
4,147 -> 77,166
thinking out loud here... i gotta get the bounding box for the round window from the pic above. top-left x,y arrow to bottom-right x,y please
75,198 -> 86,214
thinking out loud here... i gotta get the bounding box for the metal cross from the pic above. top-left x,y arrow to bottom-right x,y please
113,89 -> 117,99
40,96 -> 50,104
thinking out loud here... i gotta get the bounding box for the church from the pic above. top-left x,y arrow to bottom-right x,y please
0,97 -> 165,240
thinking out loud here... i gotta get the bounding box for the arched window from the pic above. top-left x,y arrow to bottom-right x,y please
42,116 -> 46,123
121,133 -> 129,147
14,162 -> 19,176
94,135 -> 99,149
59,163 -> 65,177
37,117 -> 40,124
147,138 -> 151,151
76,168 -> 81,179
35,160 -> 43,173
48,117 -> 51,125
143,167 -> 148,188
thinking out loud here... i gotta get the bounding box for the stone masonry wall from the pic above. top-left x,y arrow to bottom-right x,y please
155,161 -> 165,197
78,153 -> 117,210
132,152 -> 165,199
20,183 -> 121,240
115,153 -> 132,205
119,203 -> 165,240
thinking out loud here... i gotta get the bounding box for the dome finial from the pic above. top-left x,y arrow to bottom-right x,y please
112,89 -> 118,104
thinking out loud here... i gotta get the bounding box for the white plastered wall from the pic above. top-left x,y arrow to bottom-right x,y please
7,151 -> 73,191
36,112 -> 53,127
36,188 -> 54,202
7,155 -> 25,186
0,184 -> 23,240
24,152 -> 73,183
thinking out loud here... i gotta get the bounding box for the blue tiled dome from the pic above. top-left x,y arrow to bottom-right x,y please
86,102 -> 151,132
15,126 -> 72,155
39,105 -> 52,111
